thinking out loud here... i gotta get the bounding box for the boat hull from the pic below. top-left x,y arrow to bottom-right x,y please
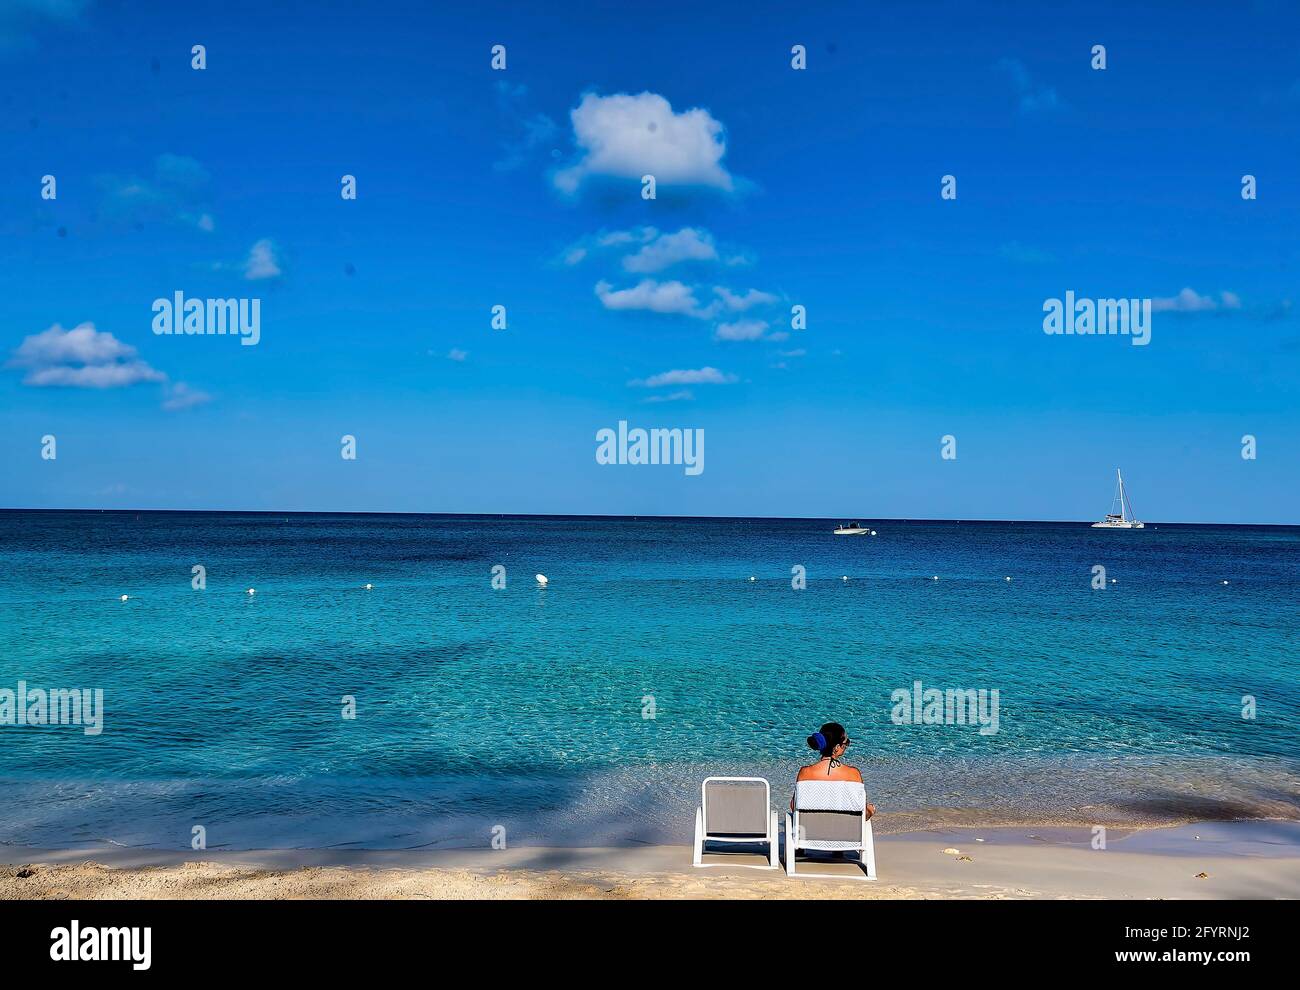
1090,521 -> 1145,529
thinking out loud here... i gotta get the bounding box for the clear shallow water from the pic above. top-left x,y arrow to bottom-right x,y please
1,510 -> 1297,850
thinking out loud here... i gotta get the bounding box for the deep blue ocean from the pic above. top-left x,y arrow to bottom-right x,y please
1,510 -> 1297,850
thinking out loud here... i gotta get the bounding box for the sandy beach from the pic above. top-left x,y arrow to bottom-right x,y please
5,823 -> 1297,900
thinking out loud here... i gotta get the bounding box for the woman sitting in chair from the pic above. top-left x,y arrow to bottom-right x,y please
796,722 -> 876,820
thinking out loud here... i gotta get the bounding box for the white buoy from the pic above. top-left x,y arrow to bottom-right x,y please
119,594 -> 129,602
535,574 -> 548,587
246,588 -> 256,595
870,530 -> 877,536
842,575 -> 849,582
932,575 -> 939,581
748,576 -> 756,582
1005,576 -> 1012,582
364,583 -> 373,590
1110,578 -> 1117,584
1221,580 -> 1229,585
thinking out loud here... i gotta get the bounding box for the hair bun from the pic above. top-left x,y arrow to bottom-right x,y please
808,731 -> 827,751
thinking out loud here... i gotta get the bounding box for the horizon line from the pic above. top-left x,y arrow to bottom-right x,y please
1,506 -> 1296,528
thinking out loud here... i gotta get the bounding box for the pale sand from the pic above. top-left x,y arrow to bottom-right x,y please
4,825 -> 1298,900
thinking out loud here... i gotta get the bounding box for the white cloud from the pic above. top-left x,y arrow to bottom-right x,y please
95,153 -> 214,231
8,322 -> 165,388
713,286 -> 777,311
162,382 -> 212,411
631,366 -> 737,387
598,228 -> 656,247
623,227 -> 718,273
11,321 -> 134,366
554,92 -> 735,194
1152,287 -> 1240,313
995,58 -> 1061,114
643,390 -> 694,403
560,227 -> 651,266
565,226 -> 724,274
595,278 -> 706,317
24,363 -> 162,388
244,239 -> 281,280
493,81 -> 559,172
447,348 -> 468,361
714,318 -> 769,341
779,348 -> 807,358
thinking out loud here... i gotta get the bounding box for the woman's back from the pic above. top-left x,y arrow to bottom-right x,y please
797,758 -> 862,783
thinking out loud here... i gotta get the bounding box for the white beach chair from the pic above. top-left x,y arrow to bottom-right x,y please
784,779 -> 877,880
692,776 -> 779,869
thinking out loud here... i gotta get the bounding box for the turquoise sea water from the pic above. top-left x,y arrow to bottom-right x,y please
1,510 -> 1297,850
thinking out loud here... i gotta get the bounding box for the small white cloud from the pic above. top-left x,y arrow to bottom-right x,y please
565,226 -> 725,274
779,348 -> 807,358
595,278 -> 706,317
493,81 -> 559,172
630,366 -> 737,387
554,91 -> 735,194
162,382 -> 212,411
623,227 -> 718,273
714,318 -> 769,341
244,238 -> 281,280
447,348 -> 468,361
1152,287 -> 1240,313
995,58 -> 1060,113
7,322 -> 165,389
95,153 -> 214,231
643,390 -> 694,403
24,363 -> 162,388
598,227 -> 656,247
713,286 -> 777,311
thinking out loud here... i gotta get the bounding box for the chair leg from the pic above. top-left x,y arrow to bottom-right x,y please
862,818 -> 877,880
768,809 -> 779,868
693,806 -> 704,866
784,812 -> 796,876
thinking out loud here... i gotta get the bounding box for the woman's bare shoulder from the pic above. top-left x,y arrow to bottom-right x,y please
797,763 -> 862,782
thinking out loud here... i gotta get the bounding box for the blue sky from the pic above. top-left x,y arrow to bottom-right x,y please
2,0 -> 1298,522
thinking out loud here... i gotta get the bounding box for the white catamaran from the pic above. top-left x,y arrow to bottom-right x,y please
1091,469 -> 1144,529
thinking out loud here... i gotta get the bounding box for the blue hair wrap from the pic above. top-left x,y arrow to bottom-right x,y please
811,731 -> 827,750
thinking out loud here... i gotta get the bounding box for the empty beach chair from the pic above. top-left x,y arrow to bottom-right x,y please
784,779 -> 877,880
692,776 -> 779,869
